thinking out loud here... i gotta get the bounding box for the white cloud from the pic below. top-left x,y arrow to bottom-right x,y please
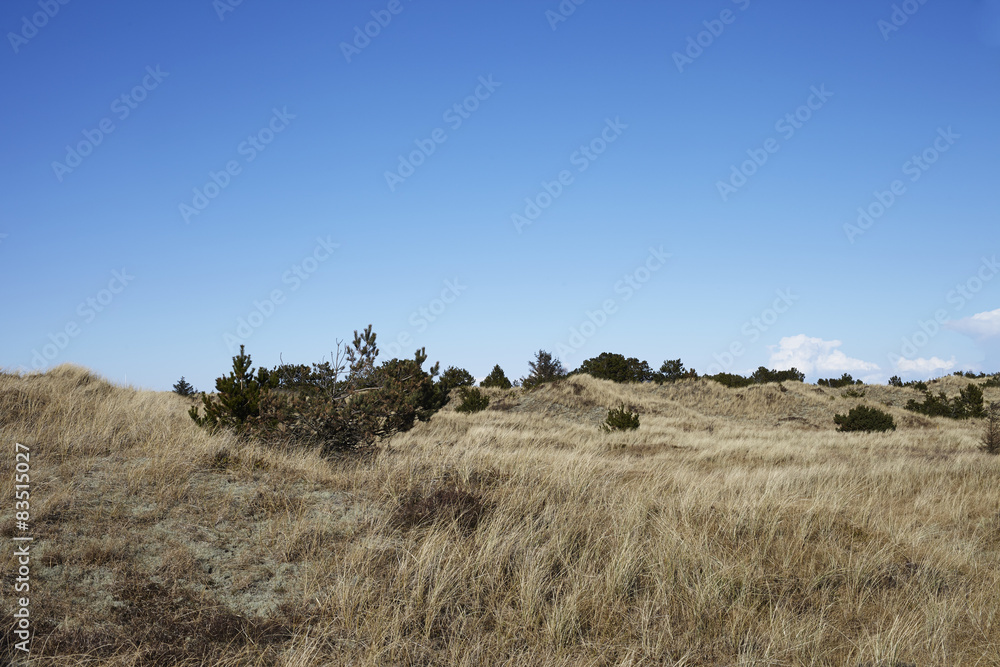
945,308 -> 1000,340
767,335 -> 880,375
894,356 -> 956,374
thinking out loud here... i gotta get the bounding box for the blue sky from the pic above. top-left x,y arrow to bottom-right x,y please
2,0 -> 999,391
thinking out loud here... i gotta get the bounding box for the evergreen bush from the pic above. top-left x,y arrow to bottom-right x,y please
172,376 -> 196,396
834,405 -> 896,432
602,402 -> 640,432
521,350 -> 567,389
480,364 -> 512,389
454,387 -> 490,413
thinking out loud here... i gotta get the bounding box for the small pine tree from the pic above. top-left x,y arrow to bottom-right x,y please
655,359 -> 697,384
480,364 -> 512,389
958,383 -> 986,419
981,402 -> 1000,455
888,375 -> 903,387
173,376 -> 196,396
521,350 -> 567,389
439,366 -> 475,391
454,387 -> 490,413
189,345 -> 277,433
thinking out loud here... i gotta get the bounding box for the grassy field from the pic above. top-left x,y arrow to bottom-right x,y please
2,364 -> 1000,666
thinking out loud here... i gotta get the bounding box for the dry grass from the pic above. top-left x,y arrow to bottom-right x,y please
2,365 -> 1000,665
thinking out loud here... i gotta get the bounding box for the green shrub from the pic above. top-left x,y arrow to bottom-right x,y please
172,376 -> 196,396
818,373 -> 863,388
602,402 -> 640,432
834,405 -> 896,432
574,352 -> 653,383
984,375 -> 1000,388
981,402 -> 1000,455
654,358 -> 698,384
190,326 -> 448,456
888,375 -> 903,387
842,388 -> 866,398
707,372 -> 753,388
707,367 -> 802,388
905,382 -> 985,420
440,366 -> 475,391
521,350 -> 567,389
480,364 -> 512,389
751,367 -> 805,384
189,346 -> 277,434
454,387 -> 490,413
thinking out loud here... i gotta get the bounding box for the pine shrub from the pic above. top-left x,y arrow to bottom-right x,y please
818,373 -> 862,388
602,402 -> 640,432
521,350 -> 567,389
480,364 -> 512,389
190,327 -> 448,456
834,405 -> 896,432
172,376 -> 196,396
654,358 -> 698,384
574,352 -> 653,383
454,387 -> 490,413
981,402 -> 1000,455
440,366 -> 475,391
905,383 -> 985,420
189,346 -> 277,434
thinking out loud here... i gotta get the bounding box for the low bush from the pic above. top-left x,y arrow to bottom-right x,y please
602,402 -> 640,432
439,366 -> 475,391
905,383 -> 985,420
707,367 -> 802,388
480,364 -> 512,389
834,405 -> 896,432
819,373 -> 863,388
190,326 -> 449,456
454,387 -> 490,413
654,358 -> 698,384
574,352 -> 653,383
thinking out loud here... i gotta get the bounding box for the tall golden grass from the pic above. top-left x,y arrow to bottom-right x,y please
2,364 -> 999,665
